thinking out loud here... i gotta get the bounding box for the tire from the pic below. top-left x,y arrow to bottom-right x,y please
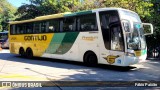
84,52 -> 98,66
19,48 -> 25,57
26,48 -> 33,58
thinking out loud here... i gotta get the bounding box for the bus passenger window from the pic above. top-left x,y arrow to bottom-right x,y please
34,22 -> 40,33
48,26 -> 54,32
10,25 -> 16,34
100,10 -> 124,51
19,25 -> 23,34
100,15 -> 109,30
26,23 -> 33,34
46,22 -> 49,33
109,16 -> 119,24
60,20 -> 63,32
109,13 -> 124,51
63,17 -> 76,32
41,22 -> 47,33
78,14 -> 97,31
10,25 -> 13,34
16,25 -> 20,34
100,13 -> 110,50
10,25 -> 16,35
111,26 -> 123,51
48,19 -> 59,33
109,15 -> 124,51
18,24 -> 25,34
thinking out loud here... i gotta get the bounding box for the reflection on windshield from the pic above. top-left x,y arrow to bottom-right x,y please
127,23 -> 146,50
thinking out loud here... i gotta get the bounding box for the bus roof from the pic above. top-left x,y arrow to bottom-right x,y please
9,7 -> 136,25
92,7 -> 137,14
64,10 -> 92,17
9,12 -> 71,24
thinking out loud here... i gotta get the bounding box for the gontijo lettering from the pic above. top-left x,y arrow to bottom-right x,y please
24,35 -> 47,41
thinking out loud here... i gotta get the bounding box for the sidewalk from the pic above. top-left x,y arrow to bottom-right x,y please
147,58 -> 160,61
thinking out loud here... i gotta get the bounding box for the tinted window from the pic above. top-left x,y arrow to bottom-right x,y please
15,24 -> 20,34
100,10 -> 124,51
48,19 -> 59,32
34,22 -> 40,33
63,17 -> 76,32
78,14 -> 97,31
26,23 -> 33,34
40,21 -> 48,33
10,25 -> 16,35
100,12 -> 110,50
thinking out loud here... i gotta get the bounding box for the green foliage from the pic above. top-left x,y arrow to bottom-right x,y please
0,0 -> 16,30
16,0 -> 106,20
72,0 -> 105,12
16,0 -> 81,20
16,0 -> 154,20
12,0 -> 157,32
0,25 -> 2,30
104,0 -> 153,18
15,4 -> 41,20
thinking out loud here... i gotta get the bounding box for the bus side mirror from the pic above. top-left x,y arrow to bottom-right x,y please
142,23 -> 153,35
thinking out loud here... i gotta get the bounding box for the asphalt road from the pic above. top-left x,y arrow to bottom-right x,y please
0,49 -> 160,90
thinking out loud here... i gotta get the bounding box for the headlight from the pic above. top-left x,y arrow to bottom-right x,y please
125,52 -> 135,57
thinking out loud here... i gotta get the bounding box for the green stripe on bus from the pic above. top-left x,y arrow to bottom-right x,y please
64,10 -> 92,17
46,33 -> 66,54
56,32 -> 79,54
142,49 -> 147,55
46,32 -> 79,54
75,10 -> 92,15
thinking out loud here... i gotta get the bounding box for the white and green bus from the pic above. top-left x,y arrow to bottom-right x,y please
9,8 -> 153,66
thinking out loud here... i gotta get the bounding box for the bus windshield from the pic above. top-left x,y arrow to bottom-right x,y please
127,23 -> 146,50
0,32 -> 8,42
120,10 -> 146,50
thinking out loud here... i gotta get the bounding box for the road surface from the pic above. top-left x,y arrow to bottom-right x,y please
0,49 -> 160,90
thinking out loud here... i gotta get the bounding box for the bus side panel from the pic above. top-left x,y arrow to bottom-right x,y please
42,32 -> 100,62
56,32 -> 80,61
77,32 -> 100,63
9,34 -> 54,56
42,32 -> 80,60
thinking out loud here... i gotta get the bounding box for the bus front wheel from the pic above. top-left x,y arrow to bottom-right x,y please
19,48 -> 25,57
26,48 -> 33,58
84,51 -> 98,66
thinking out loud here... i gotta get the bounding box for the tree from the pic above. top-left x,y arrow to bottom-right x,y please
71,0 -> 105,12
15,4 -> 41,20
16,0 -> 82,20
104,0 -> 153,19
0,0 -> 16,30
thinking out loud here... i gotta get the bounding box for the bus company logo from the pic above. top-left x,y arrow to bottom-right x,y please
103,55 -> 119,64
1,82 -> 12,87
24,35 -> 47,41
82,36 -> 98,41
